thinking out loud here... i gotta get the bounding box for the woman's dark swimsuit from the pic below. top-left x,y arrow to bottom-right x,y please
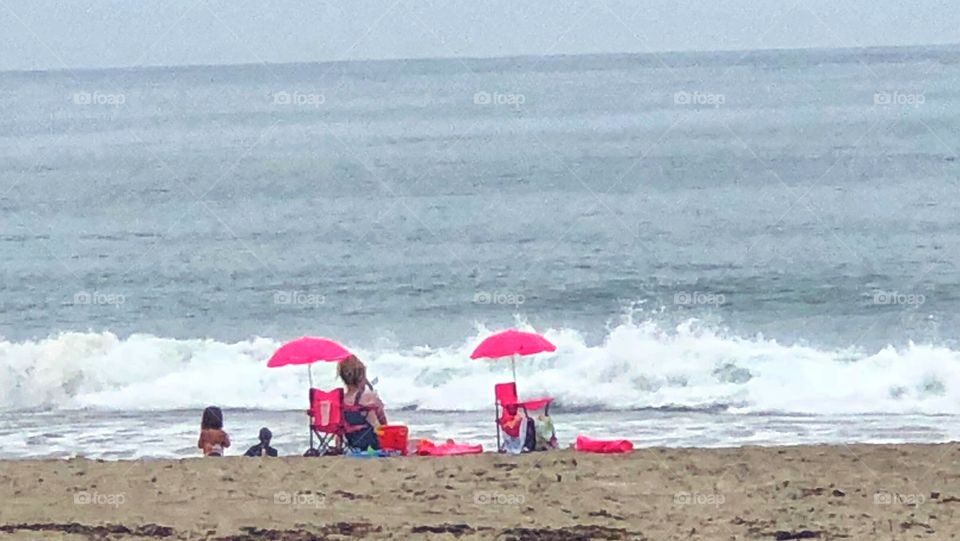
343,387 -> 380,450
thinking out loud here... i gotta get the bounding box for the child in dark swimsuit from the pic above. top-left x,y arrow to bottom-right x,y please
244,427 -> 278,457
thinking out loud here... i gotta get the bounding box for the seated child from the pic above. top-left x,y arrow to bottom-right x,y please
499,404 -> 531,454
198,406 -> 231,457
534,412 -> 558,451
244,427 -> 278,457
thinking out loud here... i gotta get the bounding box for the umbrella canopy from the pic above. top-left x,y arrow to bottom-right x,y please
470,329 -> 556,383
267,337 -> 352,368
470,329 -> 556,360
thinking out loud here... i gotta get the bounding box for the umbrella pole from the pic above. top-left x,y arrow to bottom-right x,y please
511,354 -> 518,386
308,364 -> 314,451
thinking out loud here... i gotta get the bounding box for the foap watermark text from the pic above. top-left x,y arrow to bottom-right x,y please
473,91 -> 525,109
74,291 -> 125,307
874,91 -> 924,108
674,90 -> 725,108
873,290 -> 925,306
473,491 -> 525,506
74,491 -> 125,508
273,90 -> 325,107
674,291 -> 725,307
473,291 -> 525,307
874,491 -> 925,506
274,491 -> 325,508
674,491 -> 725,507
72,91 -> 126,107
274,290 -> 326,307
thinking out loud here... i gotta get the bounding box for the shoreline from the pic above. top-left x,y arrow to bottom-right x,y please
1,443 -> 957,540
6,408 -> 960,461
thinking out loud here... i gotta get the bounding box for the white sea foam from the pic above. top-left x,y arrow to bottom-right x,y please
1,318 -> 958,414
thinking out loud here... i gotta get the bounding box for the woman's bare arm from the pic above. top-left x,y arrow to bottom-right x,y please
362,391 -> 386,426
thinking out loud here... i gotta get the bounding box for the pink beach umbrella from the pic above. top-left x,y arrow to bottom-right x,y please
470,329 -> 557,383
266,336 -> 353,386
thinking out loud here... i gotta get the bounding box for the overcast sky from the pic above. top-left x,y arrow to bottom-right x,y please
1,0 -> 958,72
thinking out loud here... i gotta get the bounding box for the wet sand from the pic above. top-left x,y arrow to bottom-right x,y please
0,444 -> 958,540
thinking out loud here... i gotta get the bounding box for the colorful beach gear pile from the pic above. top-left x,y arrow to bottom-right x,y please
267,330 -> 634,456
471,329 -> 559,453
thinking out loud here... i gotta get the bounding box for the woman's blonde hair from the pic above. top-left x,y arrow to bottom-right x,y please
337,355 -> 366,387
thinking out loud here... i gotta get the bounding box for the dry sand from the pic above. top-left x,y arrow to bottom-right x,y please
1,444 -> 958,540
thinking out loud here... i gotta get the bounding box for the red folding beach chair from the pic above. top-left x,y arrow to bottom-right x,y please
494,382 -> 553,453
307,388 -> 345,455
307,387 -> 381,455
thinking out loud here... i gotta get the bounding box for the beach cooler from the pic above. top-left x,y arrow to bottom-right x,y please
494,382 -> 554,453
375,425 -> 409,455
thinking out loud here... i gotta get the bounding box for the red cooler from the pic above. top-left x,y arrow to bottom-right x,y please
376,425 -> 409,455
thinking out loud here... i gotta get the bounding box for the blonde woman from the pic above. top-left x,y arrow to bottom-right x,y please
337,355 -> 387,450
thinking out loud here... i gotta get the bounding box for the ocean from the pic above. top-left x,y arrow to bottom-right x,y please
2,45 -> 960,458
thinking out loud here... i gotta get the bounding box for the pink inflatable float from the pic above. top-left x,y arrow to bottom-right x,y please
574,435 -> 634,454
415,439 -> 484,456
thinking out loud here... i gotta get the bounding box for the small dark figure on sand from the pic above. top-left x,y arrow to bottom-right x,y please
244,427 -> 278,457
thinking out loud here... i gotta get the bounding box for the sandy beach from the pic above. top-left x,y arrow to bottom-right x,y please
0,444 -> 957,540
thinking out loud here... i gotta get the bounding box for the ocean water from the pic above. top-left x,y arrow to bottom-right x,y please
2,45 -> 960,458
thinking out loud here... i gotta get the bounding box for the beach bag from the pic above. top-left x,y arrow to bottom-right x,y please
523,415 -> 537,451
534,414 -> 558,450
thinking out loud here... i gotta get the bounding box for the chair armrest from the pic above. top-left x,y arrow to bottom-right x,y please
518,397 -> 553,410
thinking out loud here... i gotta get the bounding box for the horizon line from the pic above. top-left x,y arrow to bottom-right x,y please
2,40 -> 958,77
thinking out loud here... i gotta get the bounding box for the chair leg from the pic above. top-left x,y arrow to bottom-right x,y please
495,403 -> 501,453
